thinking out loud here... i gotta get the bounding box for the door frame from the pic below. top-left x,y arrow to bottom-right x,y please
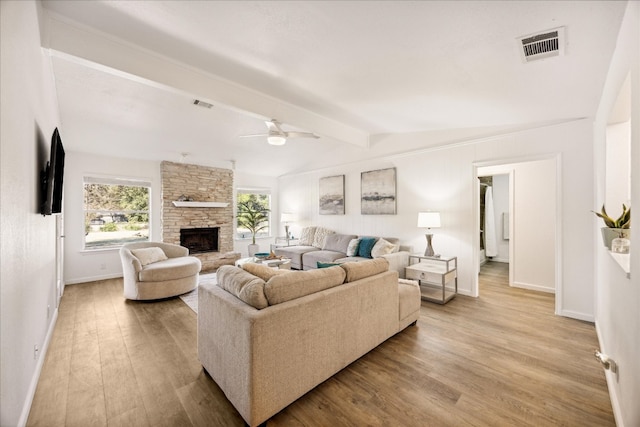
472,154 -> 563,316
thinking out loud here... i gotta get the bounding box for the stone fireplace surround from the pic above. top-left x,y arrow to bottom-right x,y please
161,161 -> 240,272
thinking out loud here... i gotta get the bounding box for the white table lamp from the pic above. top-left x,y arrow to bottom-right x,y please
418,212 -> 441,257
281,212 -> 295,242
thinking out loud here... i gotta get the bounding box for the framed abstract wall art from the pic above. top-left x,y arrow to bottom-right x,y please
361,167 -> 396,215
319,175 -> 345,215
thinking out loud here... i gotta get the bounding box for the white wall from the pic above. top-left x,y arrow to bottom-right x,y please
0,1 -> 62,425
279,119 -> 593,319
593,2 -> 640,426
511,159 -> 556,293
63,152 -> 162,284
605,121 -> 631,210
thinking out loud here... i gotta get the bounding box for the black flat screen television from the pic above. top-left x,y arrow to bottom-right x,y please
41,128 -> 65,215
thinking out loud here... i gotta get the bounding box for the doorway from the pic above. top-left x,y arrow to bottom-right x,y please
474,157 -> 559,311
478,173 -> 511,288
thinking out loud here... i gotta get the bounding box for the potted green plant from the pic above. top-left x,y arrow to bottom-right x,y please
237,199 -> 270,256
593,204 -> 630,249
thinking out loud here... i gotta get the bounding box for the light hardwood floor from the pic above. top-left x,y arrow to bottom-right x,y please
27,262 -> 614,426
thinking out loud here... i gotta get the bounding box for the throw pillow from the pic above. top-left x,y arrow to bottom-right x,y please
216,265 -> 268,309
264,267 -> 346,305
313,227 -> 335,248
341,258 -> 390,283
317,261 -> 341,268
357,237 -> 378,258
298,226 -> 317,246
323,234 -> 357,253
371,238 -> 399,258
346,238 -> 360,257
130,247 -> 168,266
241,262 -> 290,281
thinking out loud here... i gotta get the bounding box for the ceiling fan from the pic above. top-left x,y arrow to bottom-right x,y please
240,119 -> 319,146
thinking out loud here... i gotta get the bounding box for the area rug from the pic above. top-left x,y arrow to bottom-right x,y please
179,272 -> 217,314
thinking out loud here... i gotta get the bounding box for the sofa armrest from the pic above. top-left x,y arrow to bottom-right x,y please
119,247 -> 142,274
155,242 -> 189,258
379,251 -> 409,279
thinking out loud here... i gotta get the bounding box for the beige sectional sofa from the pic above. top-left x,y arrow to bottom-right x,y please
273,226 -> 411,278
197,258 -> 421,427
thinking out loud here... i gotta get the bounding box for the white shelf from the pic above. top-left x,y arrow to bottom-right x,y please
172,201 -> 229,208
609,252 -> 630,278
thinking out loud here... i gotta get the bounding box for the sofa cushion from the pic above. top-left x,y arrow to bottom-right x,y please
298,227 -> 317,245
398,278 -> 421,322
216,265 -> 269,309
302,250 -> 348,270
273,245 -> 318,269
264,266 -> 346,305
346,238 -> 360,256
323,233 -> 357,253
357,237 -> 379,258
317,261 -> 341,268
341,258 -> 389,283
241,262 -> 290,281
312,227 -> 335,248
131,247 -> 168,266
138,256 -> 201,282
371,238 -> 399,258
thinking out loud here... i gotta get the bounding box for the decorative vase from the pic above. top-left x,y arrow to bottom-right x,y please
601,228 -> 630,250
611,236 -> 630,254
248,243 -> 260,257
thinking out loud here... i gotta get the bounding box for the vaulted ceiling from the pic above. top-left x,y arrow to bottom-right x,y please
40,1 -> 627,176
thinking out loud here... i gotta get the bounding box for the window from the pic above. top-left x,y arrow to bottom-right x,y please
236,189 -> 271,240
84,177 -> 151,250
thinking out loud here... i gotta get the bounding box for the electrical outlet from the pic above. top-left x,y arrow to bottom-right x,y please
34,345 -> 39,360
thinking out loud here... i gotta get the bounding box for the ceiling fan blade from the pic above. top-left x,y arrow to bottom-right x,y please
239,133 -> 268,138
284,131 -> 320,139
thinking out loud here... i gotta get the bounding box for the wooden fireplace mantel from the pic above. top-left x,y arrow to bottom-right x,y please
172,201 -> 229,208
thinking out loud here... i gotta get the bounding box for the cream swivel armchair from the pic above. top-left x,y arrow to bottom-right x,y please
120,242 -> 201,300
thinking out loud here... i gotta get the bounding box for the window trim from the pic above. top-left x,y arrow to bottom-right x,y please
235,187 -> 272,240
83,176 -> 152,250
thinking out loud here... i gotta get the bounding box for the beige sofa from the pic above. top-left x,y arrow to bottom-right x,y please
119,242 -> 201,300
198,258 -> 421,427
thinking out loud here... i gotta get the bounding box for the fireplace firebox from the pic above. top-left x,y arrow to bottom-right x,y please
180,227 -> 219,254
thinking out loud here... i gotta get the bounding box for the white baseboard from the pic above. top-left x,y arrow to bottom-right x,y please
559,309 -> 594,323
65,272 -> 122,285
595,321 -> 624,427
512,281 -> 555,294
18,307 -> 58,427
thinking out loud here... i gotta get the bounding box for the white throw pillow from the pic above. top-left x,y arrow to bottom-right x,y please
370,238 -> 398,258
346,238 -> 360,256
313,227 -> 334,248
131,247 -> 168,266
298,227 -> 317,246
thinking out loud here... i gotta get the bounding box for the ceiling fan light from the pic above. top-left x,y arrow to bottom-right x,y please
268,135 -> 286,146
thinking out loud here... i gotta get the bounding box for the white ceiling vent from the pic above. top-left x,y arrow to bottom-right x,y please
518,27 -> 565,63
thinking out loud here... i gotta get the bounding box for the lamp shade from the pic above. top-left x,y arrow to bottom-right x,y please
417,212 -> 441,228
281,212 -> 295,223
267,135 -> 286,146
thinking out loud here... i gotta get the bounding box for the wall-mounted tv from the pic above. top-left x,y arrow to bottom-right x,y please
41,128 -> 65,215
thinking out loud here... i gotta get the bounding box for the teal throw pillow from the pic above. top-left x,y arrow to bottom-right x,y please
317,261 -> 341,268
357,237 -> 378,259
